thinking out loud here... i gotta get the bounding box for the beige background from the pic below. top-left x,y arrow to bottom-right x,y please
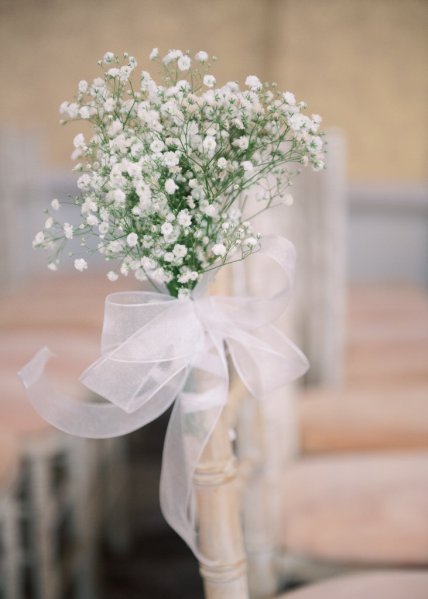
0,0 -> 427,181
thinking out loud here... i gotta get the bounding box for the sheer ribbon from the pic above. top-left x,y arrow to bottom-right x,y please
18,234 -> 308,561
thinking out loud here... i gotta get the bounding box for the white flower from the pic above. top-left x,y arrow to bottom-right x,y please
282,193 -> 294,207
163,49 -> 183,64
242,160 -> 254,172
79,107 -> 90,119
110,189 -> 126,206
77,174 -> 91,190
245,75 -> 262,90
173,244 -> 187,258
108,120 -> 123,137
177,210 -> 192,227
86,214 -> 99,226
161,222 -> 174,237
74,258 -> 88,272
47,262 -> 58,271
150,139 -> 165,153
44,217 -> 53,229
177,55 -> 191,71
104,98 -> 115,112
203,136 -> 216,154
78,80 -> 88,93
63,223 -> 73,240
73,133 -> 85,148
289,113 -> 306,131
162,151 -> 180,168
178,288 -> 191,299
51,199 -> 60,211
217,157 -> 228,170
165,179 -> 178,194
203,75 -> 216,88
244,236 -> 258,247
212,243 -> 226,257
149,47 -> 159,60
103,52 -> 115,64
99,222 -> 109,235
195,51 -> 209,62
283,91 -> 296,105
126,232 -> 138,247
107,271 -> 119,282
233,136 -> 249,150
33,231 -> 45,246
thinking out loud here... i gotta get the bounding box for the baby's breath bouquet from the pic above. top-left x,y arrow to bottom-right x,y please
34,48 -> 325,298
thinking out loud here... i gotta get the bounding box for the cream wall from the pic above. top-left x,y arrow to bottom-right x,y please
0,0 -> 427,181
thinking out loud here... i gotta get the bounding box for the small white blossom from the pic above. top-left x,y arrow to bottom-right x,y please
245,75 -> 262,90
150,139 -> 165,153
195,51 -> 209,62
78,80 -> 88,93
107,271 -> 119,281
79,107 -> 90,119
177,210 -> 192,227
177,55 -> 191,71
74,258 -> 88,272
126,232 -> 138,247
63,223 -> 73,240
242,161 -> 254,172
203,74 -> 216,88
203,136 -> 216,154
149,48 -> 159,60
161,222 -> 173,237
45,217 -> 53,229
173,244 -> 187,258
212,243 -> 226,257
217,157 -> 228,170
282,193 -> 294,207
33,231 -> 45,246
103,52 -> 115,64
283,91 -> 296,105
165,179 -> 178,194
51,199 -> 60,210
48,262 -> 58,271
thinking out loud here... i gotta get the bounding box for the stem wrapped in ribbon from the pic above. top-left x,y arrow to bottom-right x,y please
18,235 -> 308,560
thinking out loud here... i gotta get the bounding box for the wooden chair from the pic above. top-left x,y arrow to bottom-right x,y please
0,435 -> 20,599
193,390 -> 428,599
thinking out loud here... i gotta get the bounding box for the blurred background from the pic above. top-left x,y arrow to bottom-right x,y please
0,1 -> 427,598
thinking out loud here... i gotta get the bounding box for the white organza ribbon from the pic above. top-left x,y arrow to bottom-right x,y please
18,234 -> 308,561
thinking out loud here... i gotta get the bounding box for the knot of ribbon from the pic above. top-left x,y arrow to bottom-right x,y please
18,235 -> 308,561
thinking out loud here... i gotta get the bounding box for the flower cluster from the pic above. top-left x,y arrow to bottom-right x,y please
34,49 -> 325,297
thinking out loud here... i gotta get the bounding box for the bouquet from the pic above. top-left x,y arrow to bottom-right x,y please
33,48 -> 325,296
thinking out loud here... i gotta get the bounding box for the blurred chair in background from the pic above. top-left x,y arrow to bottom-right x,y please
0,435 -> 20,599
0,130 -> 132,598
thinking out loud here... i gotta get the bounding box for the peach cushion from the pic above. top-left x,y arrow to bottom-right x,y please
281,571 -> 428,599
280,452 -> 428,565
298,387 -> 428,453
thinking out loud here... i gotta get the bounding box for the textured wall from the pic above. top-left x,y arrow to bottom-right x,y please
0,0 -> 427,180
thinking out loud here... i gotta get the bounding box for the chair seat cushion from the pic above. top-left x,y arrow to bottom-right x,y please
280,452 -> 428,565
298,387 -> 428,453
279,571 -> 428,599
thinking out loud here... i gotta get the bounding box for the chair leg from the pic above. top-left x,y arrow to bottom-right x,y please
195,411 -> 249,599
1,497 -> 21,599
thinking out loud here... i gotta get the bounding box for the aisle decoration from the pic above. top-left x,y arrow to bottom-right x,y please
20,49 -> 325,559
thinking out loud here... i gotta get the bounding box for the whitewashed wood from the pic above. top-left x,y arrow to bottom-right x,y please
0,437 -> 20,599
194,388 -> 249,599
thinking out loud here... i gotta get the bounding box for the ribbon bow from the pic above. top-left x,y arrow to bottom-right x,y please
19,235 -> 308,560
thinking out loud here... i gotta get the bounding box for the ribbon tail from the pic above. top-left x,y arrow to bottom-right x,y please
159,335 -> 228,564
18,347 -> 185,439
